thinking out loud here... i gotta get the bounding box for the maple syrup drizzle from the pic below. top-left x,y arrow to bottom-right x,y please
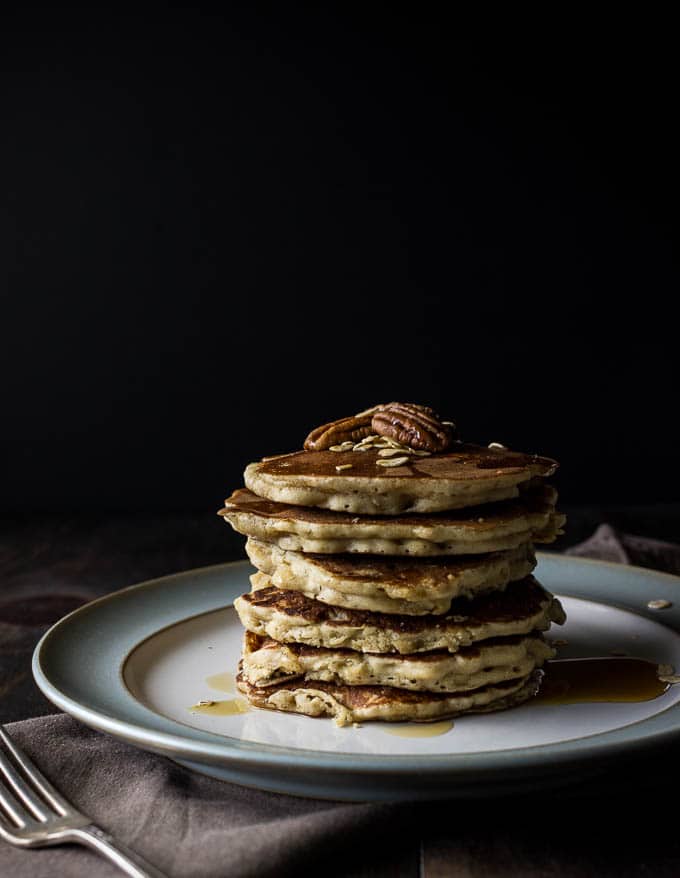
189,699 -> 249,716
206,671 -> 236,694
188,673 -> 245,715
536,657 -> 669,705
383,719 -> 454,737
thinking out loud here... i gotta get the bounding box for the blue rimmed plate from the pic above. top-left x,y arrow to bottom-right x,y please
32,553 -> 680,801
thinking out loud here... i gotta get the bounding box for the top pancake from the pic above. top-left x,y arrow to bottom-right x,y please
244,442 -> 558,514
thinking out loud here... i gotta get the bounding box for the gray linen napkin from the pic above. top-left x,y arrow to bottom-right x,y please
2,714 -> 410,878
2,525 -> 679,878
564,522 -> 680,575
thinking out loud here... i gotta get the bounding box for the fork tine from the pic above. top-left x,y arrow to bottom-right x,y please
0,750 -> 50,823
0,780 -> 29,828
0,727 -> 71,817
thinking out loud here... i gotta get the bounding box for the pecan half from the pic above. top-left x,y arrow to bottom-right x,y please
371,402 -> 454,452
303,412 -> 375,451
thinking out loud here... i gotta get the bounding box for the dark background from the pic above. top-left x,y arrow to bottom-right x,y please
2,8 -> 678,517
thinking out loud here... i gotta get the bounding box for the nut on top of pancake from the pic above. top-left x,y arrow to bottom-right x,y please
303,402 -> 455,453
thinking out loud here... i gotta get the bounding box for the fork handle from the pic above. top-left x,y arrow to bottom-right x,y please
66,824 -> 168,878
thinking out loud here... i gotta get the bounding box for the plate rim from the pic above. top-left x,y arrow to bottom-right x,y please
31,552 -> 680,780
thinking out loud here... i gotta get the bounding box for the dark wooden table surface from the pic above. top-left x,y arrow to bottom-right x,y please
3,504 -> 680,877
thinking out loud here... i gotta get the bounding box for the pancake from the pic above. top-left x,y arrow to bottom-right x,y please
219,483 -> 565,556
235,576 -> 566,654
245,538 -> 537,615
236,668 -> 543,725
244,442 -> 558,514
221,403 -> 565,725
241,630 -> 555,693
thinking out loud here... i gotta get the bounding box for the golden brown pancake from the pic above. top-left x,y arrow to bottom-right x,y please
236,667 -> 543,725
221,406 -> 566,725
241,630 -> 555,693
219,483 -> 564,556
245,538 -> 536,614
244,442 -> 558,514
235,576 -> 566,654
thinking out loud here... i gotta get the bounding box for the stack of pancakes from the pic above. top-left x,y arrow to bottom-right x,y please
219,403 -> 566,725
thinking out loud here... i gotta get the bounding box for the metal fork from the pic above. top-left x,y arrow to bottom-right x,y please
0,725 -> 168,877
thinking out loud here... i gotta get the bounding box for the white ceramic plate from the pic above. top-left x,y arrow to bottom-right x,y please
32,554 -> 680,801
